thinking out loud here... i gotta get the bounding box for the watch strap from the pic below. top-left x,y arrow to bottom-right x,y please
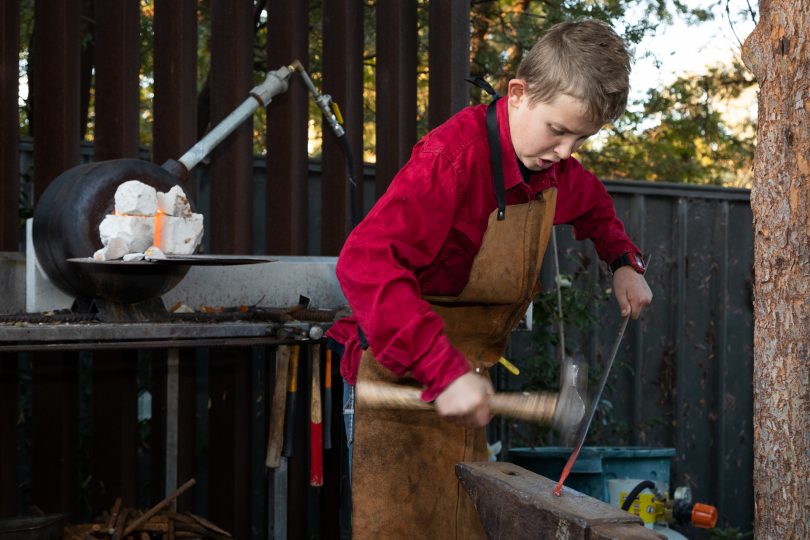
610,252 -> 646,274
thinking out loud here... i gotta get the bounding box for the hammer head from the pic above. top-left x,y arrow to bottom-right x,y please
551,356 -> 588,443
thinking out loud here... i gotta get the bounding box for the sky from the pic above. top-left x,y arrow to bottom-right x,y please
628,0 -> 758,102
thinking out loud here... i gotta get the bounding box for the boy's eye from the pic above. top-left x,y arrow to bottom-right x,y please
549,125 -> 565,136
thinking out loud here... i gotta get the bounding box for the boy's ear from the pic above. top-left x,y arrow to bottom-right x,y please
507,79 -> 528,107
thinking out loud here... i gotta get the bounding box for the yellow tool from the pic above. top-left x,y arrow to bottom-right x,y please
498,356 -> 520,375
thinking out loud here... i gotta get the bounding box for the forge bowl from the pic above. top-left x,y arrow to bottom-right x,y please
33,159 -> 191,304
66,258 -> 193,304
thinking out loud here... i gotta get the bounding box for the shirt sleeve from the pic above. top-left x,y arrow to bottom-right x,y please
335,150 -> 470,401
554,158 -> 640,264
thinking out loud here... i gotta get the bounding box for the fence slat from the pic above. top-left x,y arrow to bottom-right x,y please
0,354 -> 17,514
153,0 -> 198,197
31,353 -> 79,515
375,0 -> 418,197
321,0 -> 365,254
93,0 -> 140,161
31,0 -> 81,201
0,1 -> 19,251
91,350 -> 138,510
428,0 -> 470,129
265,0 -> 309,255
208,0 -> 254,254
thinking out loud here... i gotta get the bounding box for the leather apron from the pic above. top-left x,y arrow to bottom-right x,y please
352,188 -> 558,539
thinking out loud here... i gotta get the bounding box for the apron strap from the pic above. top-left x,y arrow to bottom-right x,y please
465,76 -> 506,221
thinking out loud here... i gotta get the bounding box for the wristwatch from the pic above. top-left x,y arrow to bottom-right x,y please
610,252 -> 646,275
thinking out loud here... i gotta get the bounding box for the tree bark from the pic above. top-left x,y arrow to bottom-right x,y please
741,1 -> 810,538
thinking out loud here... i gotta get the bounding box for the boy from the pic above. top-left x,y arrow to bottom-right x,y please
327,18 -> 652,538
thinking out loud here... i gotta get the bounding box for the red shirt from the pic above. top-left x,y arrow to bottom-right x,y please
328,97 -> 638,400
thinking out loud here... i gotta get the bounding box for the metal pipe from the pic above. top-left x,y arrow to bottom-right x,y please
178,65 -> 294,171
290,60 -> 345,138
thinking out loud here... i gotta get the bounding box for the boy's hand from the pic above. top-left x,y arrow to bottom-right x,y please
612,267 -> 653,319
434,372 -> 494,427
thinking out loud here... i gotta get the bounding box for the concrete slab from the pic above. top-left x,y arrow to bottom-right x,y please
0,251 -> 26,314
25,219 -> 74,312
162,256 -> 345,311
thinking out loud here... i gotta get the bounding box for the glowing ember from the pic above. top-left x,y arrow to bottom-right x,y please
93,181 -> 203,260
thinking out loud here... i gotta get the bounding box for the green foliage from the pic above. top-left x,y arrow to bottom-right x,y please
15,0 -> 757,187
467,0 -> 706,103
578,60 -> 756,187
707,527 -> 753,540
510,251 -> 611,446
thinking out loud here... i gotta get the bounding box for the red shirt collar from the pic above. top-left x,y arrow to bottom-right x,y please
495,97 -> 558,192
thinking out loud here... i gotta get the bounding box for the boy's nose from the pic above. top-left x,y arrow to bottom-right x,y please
555,141 -> 575,160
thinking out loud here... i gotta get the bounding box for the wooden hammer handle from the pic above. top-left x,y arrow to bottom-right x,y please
356,381 -> 558,425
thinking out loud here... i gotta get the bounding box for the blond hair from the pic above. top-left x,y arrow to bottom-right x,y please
516,19 -> 632,124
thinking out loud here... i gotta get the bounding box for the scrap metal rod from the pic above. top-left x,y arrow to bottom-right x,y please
554,316 -> 629,496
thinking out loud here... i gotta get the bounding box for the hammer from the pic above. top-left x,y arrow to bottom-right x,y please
356,359 -> 588,436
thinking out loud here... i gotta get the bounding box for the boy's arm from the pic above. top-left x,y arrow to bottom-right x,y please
555,159 -> 652,317
335,152 -> 470,402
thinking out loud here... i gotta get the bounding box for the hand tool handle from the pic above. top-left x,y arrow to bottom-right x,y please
323,348 -> 333,450
355,381 -> 558,425
266,345 -> 291,468
310,343 -> 323,486
281,345 -> 300,458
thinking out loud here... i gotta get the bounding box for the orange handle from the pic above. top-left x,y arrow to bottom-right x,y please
691,503 -> 718,529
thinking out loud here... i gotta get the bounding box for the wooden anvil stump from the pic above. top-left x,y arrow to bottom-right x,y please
456,462 -> 665,540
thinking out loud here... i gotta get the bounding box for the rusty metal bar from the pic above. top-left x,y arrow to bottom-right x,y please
31,0 -> 81,201
0,321 -> 277,342
375,0 -> 417,197
321,0 -> 364,255
0,1 -> 19,251
0,337 -> 295,353
209,0 -> 254,254
427,0 -> 470,129
153,0 -> 198,196
93,0 -> 140,161
266,0 -> 309,255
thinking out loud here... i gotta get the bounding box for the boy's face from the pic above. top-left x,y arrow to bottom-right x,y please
507,79 -> 603,171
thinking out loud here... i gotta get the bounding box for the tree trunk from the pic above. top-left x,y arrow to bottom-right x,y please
741,2 -> 810,538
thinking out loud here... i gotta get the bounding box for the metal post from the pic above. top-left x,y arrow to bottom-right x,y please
165,347 -> 179,499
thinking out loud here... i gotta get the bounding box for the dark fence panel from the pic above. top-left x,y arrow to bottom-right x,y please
509,180 -> 755,534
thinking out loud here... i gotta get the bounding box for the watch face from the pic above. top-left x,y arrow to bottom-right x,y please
632,254 -> 646,272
